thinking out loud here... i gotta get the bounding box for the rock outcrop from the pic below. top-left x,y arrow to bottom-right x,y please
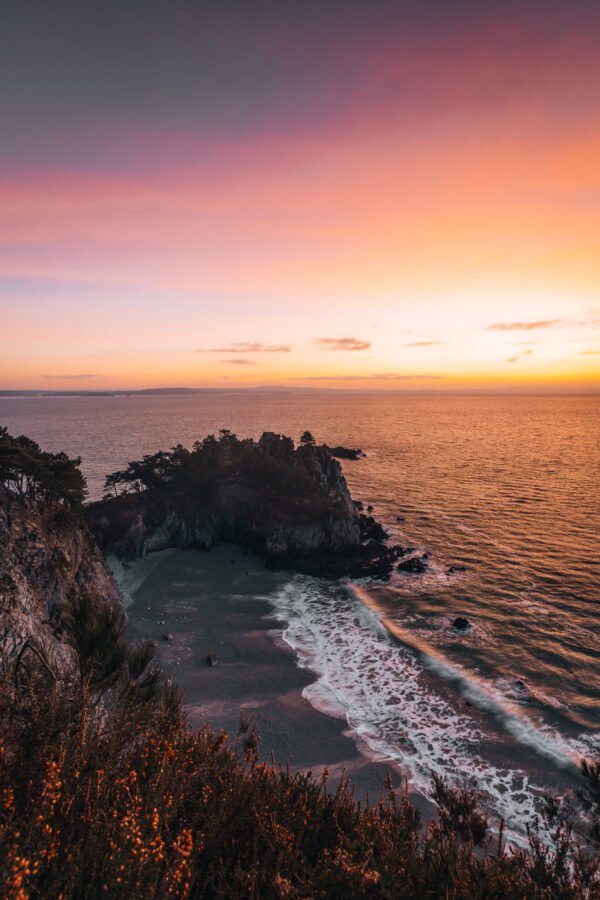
0,487 -> 120,672
88,432 -> 401,578
397,555 -> 428,574
325,445 -> 365,460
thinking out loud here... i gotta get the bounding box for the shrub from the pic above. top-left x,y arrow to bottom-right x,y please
1,623 -> 599,898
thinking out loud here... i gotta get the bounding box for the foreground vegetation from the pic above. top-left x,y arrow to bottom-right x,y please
1,599 -> 599,899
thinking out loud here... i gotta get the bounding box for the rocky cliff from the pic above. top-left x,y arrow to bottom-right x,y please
0,487 -> 120,674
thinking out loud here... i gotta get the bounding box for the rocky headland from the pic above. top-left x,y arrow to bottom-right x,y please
88,430 -> 405,579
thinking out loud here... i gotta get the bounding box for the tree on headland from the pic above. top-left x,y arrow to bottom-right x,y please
300,430 -> 316,445
102,431 -> 322,503
0,426 -> 86,507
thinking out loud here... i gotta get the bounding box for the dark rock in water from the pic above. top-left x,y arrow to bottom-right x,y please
363,539 -> 388,553
515,679 -> 526,690
359,515 -> 389,543
206,654 -> 218,667
325,445 -> 364,460
162,633 -> 174,642
396,516 -> 405,522
284,530 -> 402,578
354,500 -> 364,511
397,555 -> 428,574
452,617 -> 471,631
366,505 -> 374,512
448,565 -> 467,574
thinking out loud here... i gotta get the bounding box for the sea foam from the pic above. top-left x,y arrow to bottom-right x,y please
264,576 -> 588,842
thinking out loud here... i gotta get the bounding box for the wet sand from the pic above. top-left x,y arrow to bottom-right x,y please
124,545 -> 415,805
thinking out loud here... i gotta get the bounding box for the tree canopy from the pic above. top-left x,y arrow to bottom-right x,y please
102,431 -> 317,501
0,426 -> 87,507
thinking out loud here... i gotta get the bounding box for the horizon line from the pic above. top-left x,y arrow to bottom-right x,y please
1,386 -> 599,398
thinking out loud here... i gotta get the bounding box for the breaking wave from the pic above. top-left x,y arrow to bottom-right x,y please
264,576 -> 590,841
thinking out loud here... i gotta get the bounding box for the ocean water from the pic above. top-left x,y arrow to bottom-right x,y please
2,391 -> 598,835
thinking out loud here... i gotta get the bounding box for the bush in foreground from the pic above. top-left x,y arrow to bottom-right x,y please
1,604 -> 599,899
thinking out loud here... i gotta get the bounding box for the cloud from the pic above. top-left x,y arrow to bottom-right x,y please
402,341 -> 443,347
219,358 -> 256,365
293,372 -> 445,381
487,319 -> 564,331
578,349 -> 600,355
505,349 -> 533,363
316,337 -> 372,351
39,373 -> 98,379
196,342 -> 291,353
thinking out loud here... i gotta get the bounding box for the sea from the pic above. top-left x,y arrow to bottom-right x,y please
2,391 -> 598,837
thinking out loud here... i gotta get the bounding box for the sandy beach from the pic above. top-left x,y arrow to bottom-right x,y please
123,544 -> 415,805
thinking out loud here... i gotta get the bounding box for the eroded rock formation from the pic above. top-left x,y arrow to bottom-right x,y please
0,487 -> 120,671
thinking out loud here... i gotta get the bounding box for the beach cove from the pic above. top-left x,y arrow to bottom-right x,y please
121,544 -> 419,807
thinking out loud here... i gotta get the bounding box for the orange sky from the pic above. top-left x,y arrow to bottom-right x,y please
1,2 -> 599,391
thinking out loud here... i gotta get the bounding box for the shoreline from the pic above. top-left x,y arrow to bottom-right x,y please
109,541 -> 589,844
122,543 -> 431,810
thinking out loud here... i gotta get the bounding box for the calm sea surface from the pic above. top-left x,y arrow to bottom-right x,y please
1,392 -> 598,834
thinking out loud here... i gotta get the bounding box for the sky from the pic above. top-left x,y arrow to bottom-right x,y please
1,0 -> 599,391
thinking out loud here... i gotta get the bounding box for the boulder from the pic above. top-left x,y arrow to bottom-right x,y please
325,445 -> 364,460
452,617 -> 470,631
392,545 -> 410,557
397,555 -> 428,574
359,515 -> 389,542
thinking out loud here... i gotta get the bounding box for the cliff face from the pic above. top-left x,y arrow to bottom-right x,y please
0,488 -> 120,672
88,434 -> 365,572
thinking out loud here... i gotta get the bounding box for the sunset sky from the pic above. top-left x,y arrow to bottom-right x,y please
1,0 -> 599,391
